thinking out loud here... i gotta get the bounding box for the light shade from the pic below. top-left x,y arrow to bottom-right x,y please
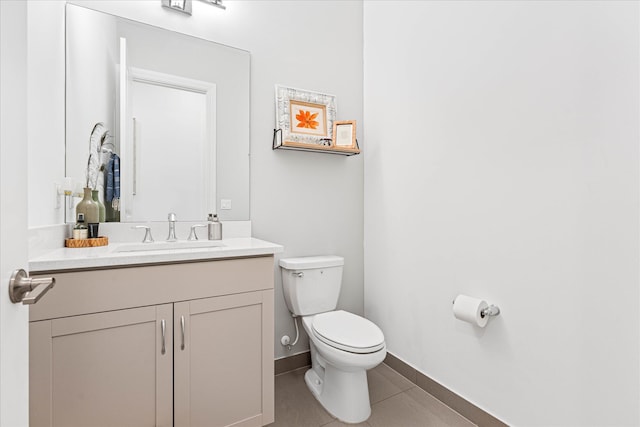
200,0 -> 226,10
161,0 -> 193,15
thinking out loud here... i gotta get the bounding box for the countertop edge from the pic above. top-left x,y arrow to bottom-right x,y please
29,238 -> 284,273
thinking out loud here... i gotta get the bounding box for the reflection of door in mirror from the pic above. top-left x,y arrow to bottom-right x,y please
122,67 -> 216,222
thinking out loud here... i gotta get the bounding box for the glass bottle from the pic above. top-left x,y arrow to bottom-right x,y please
73,213 -> 88,240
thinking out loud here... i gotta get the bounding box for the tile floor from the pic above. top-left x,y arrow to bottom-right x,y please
269,363 -> 476,427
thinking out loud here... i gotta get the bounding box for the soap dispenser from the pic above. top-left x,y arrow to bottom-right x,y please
208,213 -> 222,240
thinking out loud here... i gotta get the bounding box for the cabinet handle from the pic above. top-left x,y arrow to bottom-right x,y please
161,319 -> 166,355
180,315 -> 185,350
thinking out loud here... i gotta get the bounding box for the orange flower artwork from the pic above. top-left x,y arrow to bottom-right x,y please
295,110 -> 319,130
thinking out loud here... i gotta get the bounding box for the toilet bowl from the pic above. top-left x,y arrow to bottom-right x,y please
279,256 -> 386,423
302,311 -> 386,423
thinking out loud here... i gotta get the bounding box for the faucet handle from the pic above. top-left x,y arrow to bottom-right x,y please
132,225 -> 154,243
187,224 -> 207,241
168,212 -> 177,222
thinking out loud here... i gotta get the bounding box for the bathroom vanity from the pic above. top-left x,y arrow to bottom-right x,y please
28,238 -> 281,427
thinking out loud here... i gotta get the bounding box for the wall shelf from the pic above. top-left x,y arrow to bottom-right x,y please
272,129 -> 360,156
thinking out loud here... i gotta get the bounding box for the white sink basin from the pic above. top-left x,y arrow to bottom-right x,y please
114,240 -> 226,253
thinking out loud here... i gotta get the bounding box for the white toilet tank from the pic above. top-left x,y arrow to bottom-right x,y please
279,256 -> 344,316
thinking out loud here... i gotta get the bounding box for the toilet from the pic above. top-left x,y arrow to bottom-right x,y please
279,256 -> 386,424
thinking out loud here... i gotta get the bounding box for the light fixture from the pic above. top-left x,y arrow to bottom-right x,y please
161,0 -> 193,15
199,0 -> 226,10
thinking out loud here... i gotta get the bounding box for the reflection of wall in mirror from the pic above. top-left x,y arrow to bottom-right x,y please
66,6 -> 118,202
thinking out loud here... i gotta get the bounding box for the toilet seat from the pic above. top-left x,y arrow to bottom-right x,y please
311,310 -> 385,354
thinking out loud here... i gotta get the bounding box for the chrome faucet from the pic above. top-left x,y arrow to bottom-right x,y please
133,225 -> 154,243
167,212 -> 178,241
188,224 -> 207,241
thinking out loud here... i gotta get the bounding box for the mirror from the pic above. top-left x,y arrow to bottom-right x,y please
66,4 -> 250,222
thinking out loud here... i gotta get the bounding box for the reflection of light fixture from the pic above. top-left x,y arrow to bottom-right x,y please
161,0 -> 193,15
199,0 -> 226,10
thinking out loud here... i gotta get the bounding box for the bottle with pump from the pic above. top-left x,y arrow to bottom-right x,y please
73,213 -> 88,240
208,213 -> 222,240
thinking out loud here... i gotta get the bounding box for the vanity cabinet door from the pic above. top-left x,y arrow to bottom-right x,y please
30,304 -> 174,427
174,290 -> 274,427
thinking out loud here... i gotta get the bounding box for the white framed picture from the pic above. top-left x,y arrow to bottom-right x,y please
274,85 -> 337,148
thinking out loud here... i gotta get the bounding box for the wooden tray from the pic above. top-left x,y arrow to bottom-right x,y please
65,236 -> 109,248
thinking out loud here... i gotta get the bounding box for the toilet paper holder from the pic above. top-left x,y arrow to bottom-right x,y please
451,299 -> 501,318
480,304 -> 500,318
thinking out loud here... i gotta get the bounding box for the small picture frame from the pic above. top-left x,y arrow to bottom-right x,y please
275,85 -> 337,148
332,120 -> 357,150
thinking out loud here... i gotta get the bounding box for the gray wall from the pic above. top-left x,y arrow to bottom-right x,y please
363,1 -> 639,425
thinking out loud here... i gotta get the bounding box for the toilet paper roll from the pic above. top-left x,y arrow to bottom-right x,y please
453,295 -> 489,327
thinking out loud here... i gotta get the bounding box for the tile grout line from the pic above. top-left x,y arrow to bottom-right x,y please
370,383 -> 418,408
274,365 -> 309,377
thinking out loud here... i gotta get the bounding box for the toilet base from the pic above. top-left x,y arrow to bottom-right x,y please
304,368 -> 324,397
304,365 -> 372,424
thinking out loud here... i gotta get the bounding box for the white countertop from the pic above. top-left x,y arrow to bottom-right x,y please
29,238 -> 283,272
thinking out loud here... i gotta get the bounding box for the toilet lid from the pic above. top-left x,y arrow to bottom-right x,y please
312,310 -> 385,354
